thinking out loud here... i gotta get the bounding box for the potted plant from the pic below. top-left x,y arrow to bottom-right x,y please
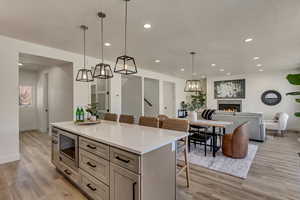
85,103 -> 100,121
286,74 -> 300,117
185,91 -> 206,121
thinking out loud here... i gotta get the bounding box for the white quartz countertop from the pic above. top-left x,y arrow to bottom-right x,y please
51,120 -> 188,155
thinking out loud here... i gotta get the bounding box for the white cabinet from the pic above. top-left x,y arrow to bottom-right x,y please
110,163 -> 140,200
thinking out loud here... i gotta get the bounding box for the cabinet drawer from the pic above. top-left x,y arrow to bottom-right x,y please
79,137 -> 109,160
52,127 -> 59,137
110,147 -> 140,174
58,161 -> 81,186
81,170 -> 109,200
79,149 -> 109,185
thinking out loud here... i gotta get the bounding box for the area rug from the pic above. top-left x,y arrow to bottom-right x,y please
179,144 -> 258,179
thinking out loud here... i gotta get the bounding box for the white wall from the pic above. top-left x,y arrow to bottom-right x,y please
37,63 -> 73,132
0,35 -> 187,164
19,69 -> 38,131
207,70 -> 300,131
144,78 -> 159,117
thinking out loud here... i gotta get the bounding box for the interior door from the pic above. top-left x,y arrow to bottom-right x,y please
91,78 -> 110,117
163,81 -> 175,117
44,73 -> 49,132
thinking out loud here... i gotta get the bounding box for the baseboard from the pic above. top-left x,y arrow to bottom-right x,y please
0,153 -> 20,165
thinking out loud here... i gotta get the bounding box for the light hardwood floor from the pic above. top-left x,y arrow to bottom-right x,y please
0,131 -> 299,200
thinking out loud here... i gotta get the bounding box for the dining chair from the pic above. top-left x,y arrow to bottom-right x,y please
158,114 -> 169,128
138,116 -> 159,128
104,113 -> 118,122
222,122 -> 249,158
119,114 -> 135,124
162,118 -> 190,188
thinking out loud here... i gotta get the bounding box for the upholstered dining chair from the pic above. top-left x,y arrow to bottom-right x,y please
222,122 -> 249,159
158,114 -> 169,128
119,114 -> 135,124
162,118 -> 190,187
139,116 -> 159,128
104,113 -> 118,122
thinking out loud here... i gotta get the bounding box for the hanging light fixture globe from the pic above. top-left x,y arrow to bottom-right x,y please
76,25 -> 94,82
93,12 -> 113,79
114,0 -> 138,75
184,52 -> 202,92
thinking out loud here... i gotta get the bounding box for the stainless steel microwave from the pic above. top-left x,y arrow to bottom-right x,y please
58,129 -> 79,170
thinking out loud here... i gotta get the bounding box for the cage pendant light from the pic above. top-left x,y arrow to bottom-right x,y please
184,52 -> 202,92
76,25 -> 94,82
93,12 -> 113,79
114,0 -> 137,75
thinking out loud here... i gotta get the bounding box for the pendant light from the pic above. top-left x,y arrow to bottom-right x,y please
76,25 -> 94,82
184,52 -> 202,92
114,0 -> 137,75
93,12 -> 113,79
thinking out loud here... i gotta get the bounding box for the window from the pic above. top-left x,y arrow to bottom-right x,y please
19,86 -> 32,106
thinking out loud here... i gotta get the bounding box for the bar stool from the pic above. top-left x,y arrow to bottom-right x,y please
119,114 -> 135,124
104,113 -> 118,122
162,118 -> 190,187
158,114 -> 169,128
139,116 -> 159,128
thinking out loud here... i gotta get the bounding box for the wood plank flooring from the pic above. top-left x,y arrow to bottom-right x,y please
0,131 -> 299,200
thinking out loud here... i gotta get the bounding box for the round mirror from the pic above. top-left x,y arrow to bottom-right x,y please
261,90 -> 282,106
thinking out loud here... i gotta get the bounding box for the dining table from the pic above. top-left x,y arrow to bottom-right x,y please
189,119 -> 233,157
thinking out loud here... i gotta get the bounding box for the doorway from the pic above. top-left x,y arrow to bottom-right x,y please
18,53 -> 73,134
121,75 -> 142,121
163,81 -> 176,117
144,78 -> 159,117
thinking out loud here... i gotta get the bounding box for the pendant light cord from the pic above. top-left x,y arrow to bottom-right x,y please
124,0 -> 128,55
101,16 -> 104,63
191,52 -> 195,75
83,27 -> 86,69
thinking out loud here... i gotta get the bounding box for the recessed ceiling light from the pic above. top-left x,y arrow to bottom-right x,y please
144,24 -> 151,29
226,72 -> 231,76
259,69 -> 264,72
244,38 -> 253,43
201,75 -> 206,79
219,69 -> 225,72
253,57 -> 260,60
154,59 -> 160,63
192,72 -> 197,76
256,64 -> 262,67
18,63 -> 23,66
180,68 -> 185,72
211,64 -> 216,67
104,42 -> 111,47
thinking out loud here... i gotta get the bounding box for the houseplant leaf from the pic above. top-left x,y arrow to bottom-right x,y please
286,91 -> 300,96
295,112 -> 300,117
296,99 -> 300,103
286,74 -> 300,85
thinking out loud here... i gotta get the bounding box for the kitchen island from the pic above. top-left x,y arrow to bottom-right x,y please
51,120 -> 188,200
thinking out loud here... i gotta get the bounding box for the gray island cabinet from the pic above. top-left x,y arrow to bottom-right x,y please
51,121 -> 187,200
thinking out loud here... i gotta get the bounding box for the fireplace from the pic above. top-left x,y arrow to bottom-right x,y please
218,100 -> 242,112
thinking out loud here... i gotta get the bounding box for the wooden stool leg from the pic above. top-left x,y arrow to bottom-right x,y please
184,138 -> 190,188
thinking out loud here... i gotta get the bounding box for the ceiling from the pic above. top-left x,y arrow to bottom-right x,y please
19,53 -> 71,71
2,0 -> 300,79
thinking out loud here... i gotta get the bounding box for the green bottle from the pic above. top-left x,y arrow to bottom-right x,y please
76,107 -> 80,122
80,107 -> 85,122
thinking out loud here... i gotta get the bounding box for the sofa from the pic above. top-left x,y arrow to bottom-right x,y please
212,111 -> 266,142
